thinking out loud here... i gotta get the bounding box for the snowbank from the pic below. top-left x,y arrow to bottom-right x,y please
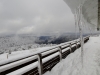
44,36 -> 100,75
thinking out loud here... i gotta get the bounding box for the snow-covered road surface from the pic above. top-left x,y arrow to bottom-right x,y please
44,36 -> 100,75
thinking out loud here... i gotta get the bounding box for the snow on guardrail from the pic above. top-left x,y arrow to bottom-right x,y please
0,36 -> 89,75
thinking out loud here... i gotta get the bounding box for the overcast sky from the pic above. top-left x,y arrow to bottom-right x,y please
0,0 -> 76,35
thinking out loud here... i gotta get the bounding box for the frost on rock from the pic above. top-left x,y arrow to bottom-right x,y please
64,0 -> 98,29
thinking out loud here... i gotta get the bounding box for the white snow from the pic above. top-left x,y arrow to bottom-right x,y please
0,47 -> 51,66
0,37 -> 90,75
0,39 -> 79,66
44,36 -> 100,75
7,52 -> 60,75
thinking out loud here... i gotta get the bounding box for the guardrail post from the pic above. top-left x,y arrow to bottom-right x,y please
59,46 -> 62,61
69,43 -> 72,53
75,41 -> 78,49
37,53 -> 43,75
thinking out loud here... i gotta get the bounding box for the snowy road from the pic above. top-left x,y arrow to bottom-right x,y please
44,36 -> 100,75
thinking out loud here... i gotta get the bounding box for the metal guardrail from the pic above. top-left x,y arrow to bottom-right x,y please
0,37 -> 89,75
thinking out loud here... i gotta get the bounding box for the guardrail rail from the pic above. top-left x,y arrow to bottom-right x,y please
0,37 -> 89,75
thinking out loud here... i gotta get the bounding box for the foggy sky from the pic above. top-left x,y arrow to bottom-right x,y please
0,0 -> 75,35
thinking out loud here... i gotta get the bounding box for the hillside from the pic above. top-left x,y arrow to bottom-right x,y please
0,33 -> 78,54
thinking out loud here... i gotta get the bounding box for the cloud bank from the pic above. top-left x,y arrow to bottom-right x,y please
0,0 -> 75,35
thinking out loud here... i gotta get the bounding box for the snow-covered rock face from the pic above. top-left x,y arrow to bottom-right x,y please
82,0 -> 98,28
64,0 -> 98,29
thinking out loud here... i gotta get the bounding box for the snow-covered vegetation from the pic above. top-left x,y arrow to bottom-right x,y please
0,33 -> 83,54
0,35 -> 56,54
